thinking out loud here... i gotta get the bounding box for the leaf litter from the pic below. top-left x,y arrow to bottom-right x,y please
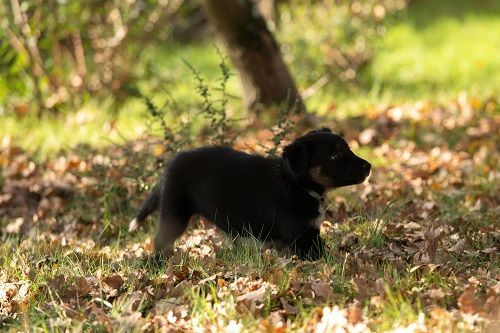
0,94 -> 499,331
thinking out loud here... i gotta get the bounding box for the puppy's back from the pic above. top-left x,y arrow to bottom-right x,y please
168,147 -> 280,192
164,146 -> 285,233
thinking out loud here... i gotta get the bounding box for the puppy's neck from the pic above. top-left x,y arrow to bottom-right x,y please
306,189 -> 323,201
278,159 -> 326,199
302,177 -> 326,199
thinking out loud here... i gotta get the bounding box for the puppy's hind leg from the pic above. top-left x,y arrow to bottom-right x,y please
154,210 -> 191,258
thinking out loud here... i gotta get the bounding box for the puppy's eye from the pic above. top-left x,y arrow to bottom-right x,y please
330,152 -> 342,161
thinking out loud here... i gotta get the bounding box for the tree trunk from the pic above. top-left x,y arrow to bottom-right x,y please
201,0 -> 305,115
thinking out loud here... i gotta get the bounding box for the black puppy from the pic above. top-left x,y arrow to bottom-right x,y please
129,128 -> 371,259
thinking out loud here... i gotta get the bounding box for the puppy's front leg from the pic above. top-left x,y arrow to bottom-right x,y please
292,228 -> 324,260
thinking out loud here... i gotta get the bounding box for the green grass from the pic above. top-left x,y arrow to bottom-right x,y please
369,0 -> 500,101
309,0 -> 500,115
0,101 -> 146,158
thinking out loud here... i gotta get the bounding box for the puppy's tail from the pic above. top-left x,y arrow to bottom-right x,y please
129,185 -> 161,232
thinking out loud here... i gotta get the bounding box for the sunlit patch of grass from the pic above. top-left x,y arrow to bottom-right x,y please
369,0 -> 500,101
188,286 -> 256,331
297,0 -> 500,115
369,289 -> 422,332
0,100 -> 146,159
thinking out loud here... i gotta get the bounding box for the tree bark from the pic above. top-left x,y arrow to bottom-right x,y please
201,0 -> 305,115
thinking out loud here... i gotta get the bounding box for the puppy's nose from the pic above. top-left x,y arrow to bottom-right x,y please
362,161 -> 371,175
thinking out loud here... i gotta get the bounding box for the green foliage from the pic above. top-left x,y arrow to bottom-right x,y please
128,50 -> 235,164
184,50 -> 234,146
0,37 -> 17,74
266,100 -> 297,157
277,0 -> 408,88
0,33 -> 26,104
130,87 -> 192,157
0,0 -> 182,113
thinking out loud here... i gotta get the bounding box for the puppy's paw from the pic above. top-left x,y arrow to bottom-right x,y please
152,248 -> 174,263
128,218 -> 139,232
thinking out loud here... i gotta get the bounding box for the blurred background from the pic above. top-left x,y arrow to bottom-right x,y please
0,0 -> 499,153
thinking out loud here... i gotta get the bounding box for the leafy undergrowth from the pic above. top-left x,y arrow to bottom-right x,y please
1,94 -> 499,332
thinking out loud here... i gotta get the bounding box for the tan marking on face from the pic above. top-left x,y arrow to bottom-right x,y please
309,166 -> 333,187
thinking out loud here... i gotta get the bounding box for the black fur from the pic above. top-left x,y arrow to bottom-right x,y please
130,128 -> 371,259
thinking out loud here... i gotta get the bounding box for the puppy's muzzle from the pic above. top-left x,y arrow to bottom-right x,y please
361,161 -> 371,177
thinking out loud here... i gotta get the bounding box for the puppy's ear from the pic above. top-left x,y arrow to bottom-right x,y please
283,140 -> 314,178
308,127 -> 332,135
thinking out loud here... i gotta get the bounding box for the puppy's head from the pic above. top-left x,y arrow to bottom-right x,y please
283,128 -> 371,188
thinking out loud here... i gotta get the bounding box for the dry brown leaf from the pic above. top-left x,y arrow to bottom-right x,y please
425,288 -> 447,300
102,274 -> 125,290
347,300 -> 363,324
359,128 -> 376,144
266,269 -> 284,285
236,284 -> 269,315
259,318 -> 287,333
351,277 -> 370,301
280,297 -> 298,315
112,311 -> 143,330
169,280 -> 192,298
447,238 -> 467,252
485,284 -> 500,320
269,310 -> 286,327
422,226 -> 444,263
374,278 -> 386,295
124,291 -> 146,312
458,284 -> 481,314
236,284 -> 267,304
73,276 -> 91,296
309,281 -> 332,301
0,284 -> 18,300
0,281 -> 30,316
143,238 -> 154,253
89,302 -> 114,332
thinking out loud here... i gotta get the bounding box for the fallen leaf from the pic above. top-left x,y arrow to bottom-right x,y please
280,297 -> 298,315
89,302 -> 113,332
309,281 -> 332,301
236,284 -> 268,315
458,284 -> 481,314
102,274 -> 125,290
351,277 -> 370,301
73,276 -> 91,296
236,284 -> 267,304
359,128 -> 376,144
348,300 -> 363,324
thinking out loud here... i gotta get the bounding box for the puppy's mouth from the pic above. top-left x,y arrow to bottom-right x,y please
358,168 -> 371,182
309,166 -> 370,188
348,169 -> 371,185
